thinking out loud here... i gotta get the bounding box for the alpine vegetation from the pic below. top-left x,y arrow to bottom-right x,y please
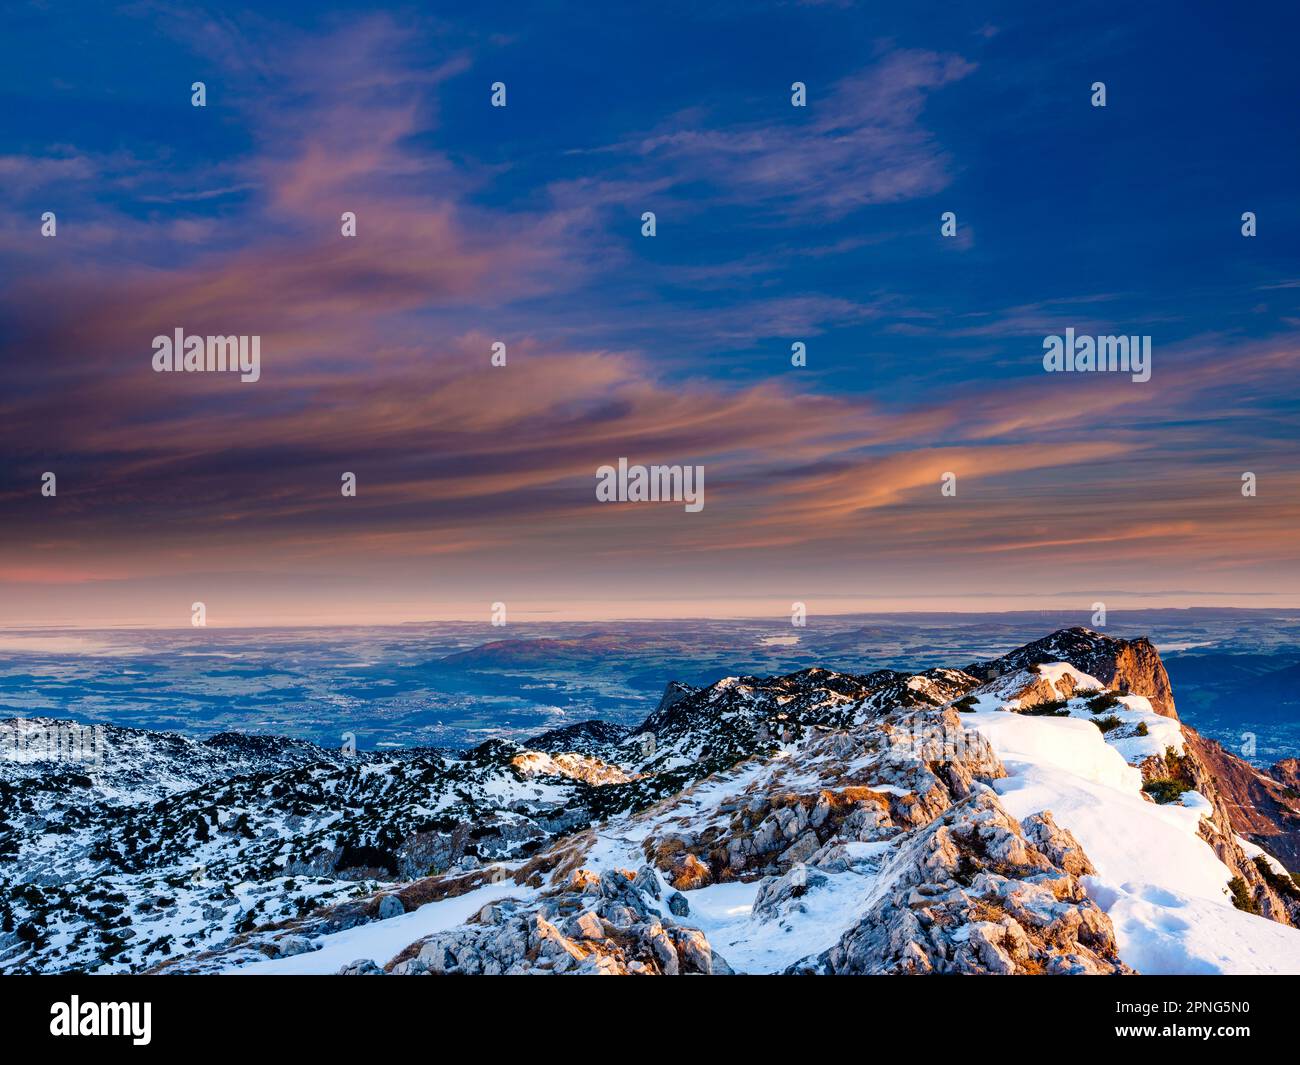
595,458 -> 704,512
151,329 -> 261,383
7,629 -> 1299,977
1042,328 -> 1151,383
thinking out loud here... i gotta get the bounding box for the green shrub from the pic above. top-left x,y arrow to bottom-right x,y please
15,921 -> 44,945
1253,856 -> 1300,901
1143,777 -> 1190,804
1134,721 -> 1149,736
952,695 -> 978,713
1227,876 -> 1258,914
1086,692 -> 1121,713
1153,745 -> 1196,787
1093,715 -> 1123,734
1018,699 -> 1070,716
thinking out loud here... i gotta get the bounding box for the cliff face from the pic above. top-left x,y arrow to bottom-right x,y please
967,627 -> 1177,718
1108,637 -> 1178,719
1185,732 -> 1300,874
1273,758 -> 1300,791
1166,732 -> 1300,924
10,628 -> 1300,976
970,628 -> 1298,922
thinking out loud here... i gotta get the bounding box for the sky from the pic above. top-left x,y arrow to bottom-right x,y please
1,1 -> 1298,627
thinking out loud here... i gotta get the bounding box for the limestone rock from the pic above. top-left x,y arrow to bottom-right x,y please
788,790 -> 1131,975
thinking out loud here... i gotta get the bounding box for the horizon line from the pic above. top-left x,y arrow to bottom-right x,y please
0,602 -> 1297,634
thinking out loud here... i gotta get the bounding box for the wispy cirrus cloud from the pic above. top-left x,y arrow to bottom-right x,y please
559,48 -> 975,218
1,7 -> 1297,624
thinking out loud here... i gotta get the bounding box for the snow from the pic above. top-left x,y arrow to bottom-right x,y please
1105,695 -> 1183,762
971,709 -> 1143,795
229,881 -> 533,975
222,657 -> 1300,977
965,702 -> 1300,974
1101,883 -> 1300,975
1034,662 -> 1107,693
969,662 -> 1181,764
1178,789 -> 1214,818
683,872 -> 873,974
1235,834 -> 1290,878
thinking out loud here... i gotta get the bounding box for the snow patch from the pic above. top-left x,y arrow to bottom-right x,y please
230,881 -> 533,975
966,708 -> 1300,975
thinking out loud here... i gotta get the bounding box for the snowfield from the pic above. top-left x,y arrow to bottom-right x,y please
232,881 -> 534,975
235,657 -> 1300,976
1103,887 -> 1300,975
964,685 -> 1300,975
684,869 -> 875,974
17,634 -> 1294,978
583,661 -> 1300,976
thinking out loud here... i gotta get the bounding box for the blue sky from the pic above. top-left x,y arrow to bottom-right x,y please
1,1 -> 1298,625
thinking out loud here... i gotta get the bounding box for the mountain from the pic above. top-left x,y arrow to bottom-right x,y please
0,722 -> 682,972
3,628 -> 1298,976
1184,734 -> 1300,872
965,628 -> 1177,717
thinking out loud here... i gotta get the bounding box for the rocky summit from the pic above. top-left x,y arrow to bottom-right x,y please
3,628 -> 1299,976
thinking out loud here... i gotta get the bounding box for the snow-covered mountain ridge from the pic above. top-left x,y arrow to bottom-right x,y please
3,628 -> 1298,975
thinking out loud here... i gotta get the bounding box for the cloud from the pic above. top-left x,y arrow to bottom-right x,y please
1,13 -> 1297,622
555,48 -> 975,219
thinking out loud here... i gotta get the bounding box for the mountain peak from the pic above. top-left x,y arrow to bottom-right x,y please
967,627 -> 1176,718
6,629 -> 1299,977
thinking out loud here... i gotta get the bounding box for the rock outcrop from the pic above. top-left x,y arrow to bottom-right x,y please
968,627 -> 1298,922
391,865 -> 731,976
1181,730 -> 1300,916
8,627 -> 1297,976
791,793 -> 1130,975
639,704 -> 1004,890
968,627 -> 1176,718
